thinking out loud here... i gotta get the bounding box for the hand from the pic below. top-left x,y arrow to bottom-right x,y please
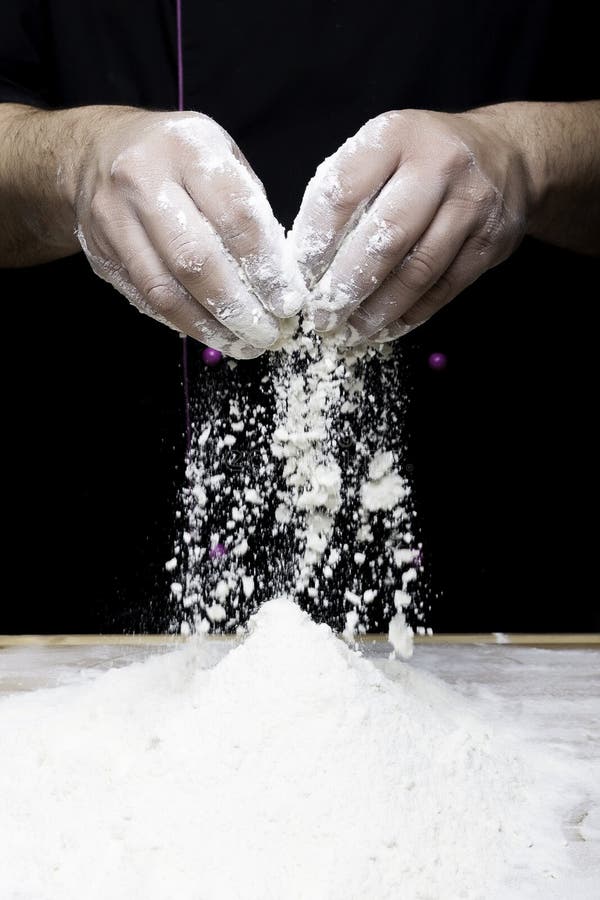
74,109 -> 305,358
291,107 -> 534,343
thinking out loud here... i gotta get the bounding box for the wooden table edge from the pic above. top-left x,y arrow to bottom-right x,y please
1,634 -> 599,649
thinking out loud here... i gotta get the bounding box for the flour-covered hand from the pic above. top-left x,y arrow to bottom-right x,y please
292,107 -> 534,342
75,109 -> 304,358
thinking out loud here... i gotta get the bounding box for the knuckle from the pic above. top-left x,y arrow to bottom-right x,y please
402,299 -> 432,326
367,218 -> 410,263
168,236 -> 214,281
411,272 -> 454,315
220,203 -> 258,246
371,110 -> 403,137
438,135 -> 476,172
169,114 -> 233,161
402,305 -> 429,327
447,180 -> 501,229
470,224 -> 498,256
349,303 -> 387,335
377,109 -> 415,134
393,245 -> 438,292
89,192 -> 113,227
192,113 -> 228,144
320,167 -> 359,215
451,143 -> 475,170
432,145 -> 476,182
480,182 -> 500,208
470,236 -> 492,258
431,271 -> 454,303
481,200 -> 511,243
466,181 -> 502,221
144,276 -> 185,316
109,154 -> 145,189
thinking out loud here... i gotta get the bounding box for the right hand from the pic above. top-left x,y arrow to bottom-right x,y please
74,109 -> 305,358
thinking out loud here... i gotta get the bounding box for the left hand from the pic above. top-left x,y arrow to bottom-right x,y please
291,107 -> 533,342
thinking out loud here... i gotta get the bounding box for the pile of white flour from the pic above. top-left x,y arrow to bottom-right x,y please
0,599 -> 568,899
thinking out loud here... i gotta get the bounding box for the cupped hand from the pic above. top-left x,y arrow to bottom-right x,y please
291,108 -> 533,342
75,110 -> 305,358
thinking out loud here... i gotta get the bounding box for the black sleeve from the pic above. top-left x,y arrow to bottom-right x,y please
0,0 -> 48,107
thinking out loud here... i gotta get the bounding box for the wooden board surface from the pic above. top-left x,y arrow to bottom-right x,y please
1,633 -> 599,648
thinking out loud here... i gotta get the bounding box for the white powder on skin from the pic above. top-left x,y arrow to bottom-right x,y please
162,116 -> 306,322
0,599 -> 573,900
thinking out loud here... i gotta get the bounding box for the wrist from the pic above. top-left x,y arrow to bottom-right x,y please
464,102 -> 549,232
57,106 -> 141,214
52,111 -> 88,225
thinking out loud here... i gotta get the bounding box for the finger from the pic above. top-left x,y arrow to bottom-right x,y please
115,222 -> 267,358
344,205 -> 473,342
230,141 -> 268,198
82,222 -> 264,359
136,186 -> 280,349
183,151 -> 306,318
370,319 -> 416,343
373,234 -> 493,341
291,114 -> 404,285
312,169 -> 444,332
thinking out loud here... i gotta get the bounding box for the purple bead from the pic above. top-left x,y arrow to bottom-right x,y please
202,347 -> 223,367
209,543 -> 226,559
427,352 -> 447,371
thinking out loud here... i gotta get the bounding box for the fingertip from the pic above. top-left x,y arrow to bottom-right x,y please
267,315 -> 300,350
251,318 -> 281,349
234,345 -> 266,360
214,335 -> 265,360
266,287 -> 306,319
191,322 -> 265,360
313,308 -> 343,333
288,223 -> 330,290
340,323 -> 368,348
373,320 -> 416,343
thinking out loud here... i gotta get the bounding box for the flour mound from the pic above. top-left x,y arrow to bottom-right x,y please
0,600 -> 563,900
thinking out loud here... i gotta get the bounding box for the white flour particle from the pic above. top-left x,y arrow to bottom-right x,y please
242,575 -> 255,598
361,470 -> 406,512
206,602 -> 227,623
388,609 -> 414,660
244,488 -> 262,505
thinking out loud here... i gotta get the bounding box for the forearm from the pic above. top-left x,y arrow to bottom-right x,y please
0,103 -> 141,266
469,101 -> 600,256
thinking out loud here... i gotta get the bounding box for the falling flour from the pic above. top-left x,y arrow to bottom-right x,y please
172,310 -> 422,657
0,600 -> 572,900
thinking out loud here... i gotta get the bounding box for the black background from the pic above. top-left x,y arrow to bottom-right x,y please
1,0 -> 598,633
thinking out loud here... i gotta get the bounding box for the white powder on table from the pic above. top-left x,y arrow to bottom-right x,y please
0,600 -> 568,900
